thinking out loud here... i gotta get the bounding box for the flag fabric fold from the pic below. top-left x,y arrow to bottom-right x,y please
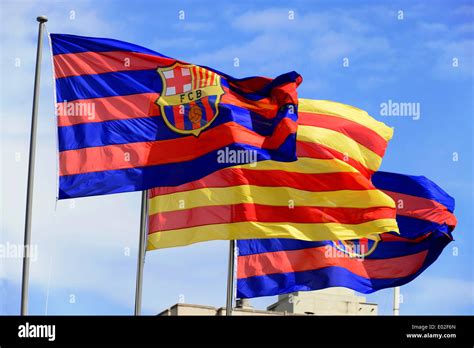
236,171 -> 457,298
147,99 -> 398,249
51,34 -> 301,199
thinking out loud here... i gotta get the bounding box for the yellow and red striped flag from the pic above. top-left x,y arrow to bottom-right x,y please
147,99 -> 398,250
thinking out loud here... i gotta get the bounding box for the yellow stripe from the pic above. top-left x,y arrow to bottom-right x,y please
147,219 -> 398,249
231,157 -> 359,173
299,98 -> 394,141
207,69 -> 212,86
149,186 -> 395,215
193,66 -> 199,89
297,125 -> 383,172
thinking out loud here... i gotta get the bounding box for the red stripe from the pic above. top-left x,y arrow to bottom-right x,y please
382,191 -> 457,227
202,68 -> 208,87
220,89 -> 277,118
228,76 -> 273,93
148,204 -> 395,233
225,81 -> 300,115
205,69 -> 210,86
237,246 -> 428,279
297,140 -> 374,178
191,67 -> 196,89
57,93 -> 160,127
221,81 -> 301,119
173,105 -> 184,130
202,69 -> 208,87
270,79 -> 301,106
211,71 -> 216,85
380,232 -> 433,243
194,66 -> 200,89
59,119 -> 297,176
149,169 -> 376,197
53,51 -> 175,79
201,97 -> 213,123
198,67 -> 204,88
299,112 -> 388,157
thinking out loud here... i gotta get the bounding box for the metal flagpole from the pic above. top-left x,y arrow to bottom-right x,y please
20,15 -> 48,316
393,286 -> 400,315
225,240 -> 235,316
134,190 -> 148,315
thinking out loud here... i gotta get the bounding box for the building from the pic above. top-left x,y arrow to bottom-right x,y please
158,288 -> 377,316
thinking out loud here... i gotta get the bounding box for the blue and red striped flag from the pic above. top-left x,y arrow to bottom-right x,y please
50,34 -> 301,199
237,171 -> 457,298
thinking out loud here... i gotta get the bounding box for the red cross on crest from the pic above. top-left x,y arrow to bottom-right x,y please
162,66 -> 192,95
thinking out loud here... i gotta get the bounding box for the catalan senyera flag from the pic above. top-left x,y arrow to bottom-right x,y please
237,172 -> 457,298
147,99 -> 398,250
51,34 -> 301,199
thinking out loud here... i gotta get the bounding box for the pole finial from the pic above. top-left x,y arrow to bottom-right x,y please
36,15 -> 48,23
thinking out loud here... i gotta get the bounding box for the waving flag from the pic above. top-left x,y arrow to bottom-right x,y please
237,172 -> 457,298
147,99 -> 397,249
51,34 -> 301,199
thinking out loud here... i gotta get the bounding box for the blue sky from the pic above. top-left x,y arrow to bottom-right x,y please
1,0 -> 473,315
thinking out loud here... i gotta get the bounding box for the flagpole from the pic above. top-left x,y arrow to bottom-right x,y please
393,286 -> 400,315
225,240 -> 235,316
134,190 -> 148,315
20,15 -> 48,316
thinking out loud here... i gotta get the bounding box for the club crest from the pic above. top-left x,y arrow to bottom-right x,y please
155,62 -> 225,136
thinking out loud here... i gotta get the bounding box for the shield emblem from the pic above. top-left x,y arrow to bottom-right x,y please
155,62 -> 225,136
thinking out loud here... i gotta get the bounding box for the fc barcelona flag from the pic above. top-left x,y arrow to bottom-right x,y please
51,34 -> 301,199
237,172 -> 457,298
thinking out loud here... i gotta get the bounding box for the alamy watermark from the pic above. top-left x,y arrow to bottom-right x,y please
324,244 -> 368,261
217,147 -> 258,167
18,322 -> 55,341
380,99 -> 420,120
0,242 -> 38,262
57,100 -> 96,120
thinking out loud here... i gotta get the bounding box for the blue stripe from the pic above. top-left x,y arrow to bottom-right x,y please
219,72 -> 301,102
57,103 -> 296,151
164,105 -> 176,127
237,233 -> 451,298
395,215 -> 453,239
196,98 -> 207,128
237,230 -> 450,260
50,33 -> 168,56
365,231 -> 451,259
59,137 -> 296,199
55,70 -> 162,102
238,239 -> 330,256
238,266 -> 407,298
183,104 -> 193,131
373,171 -> 455,212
